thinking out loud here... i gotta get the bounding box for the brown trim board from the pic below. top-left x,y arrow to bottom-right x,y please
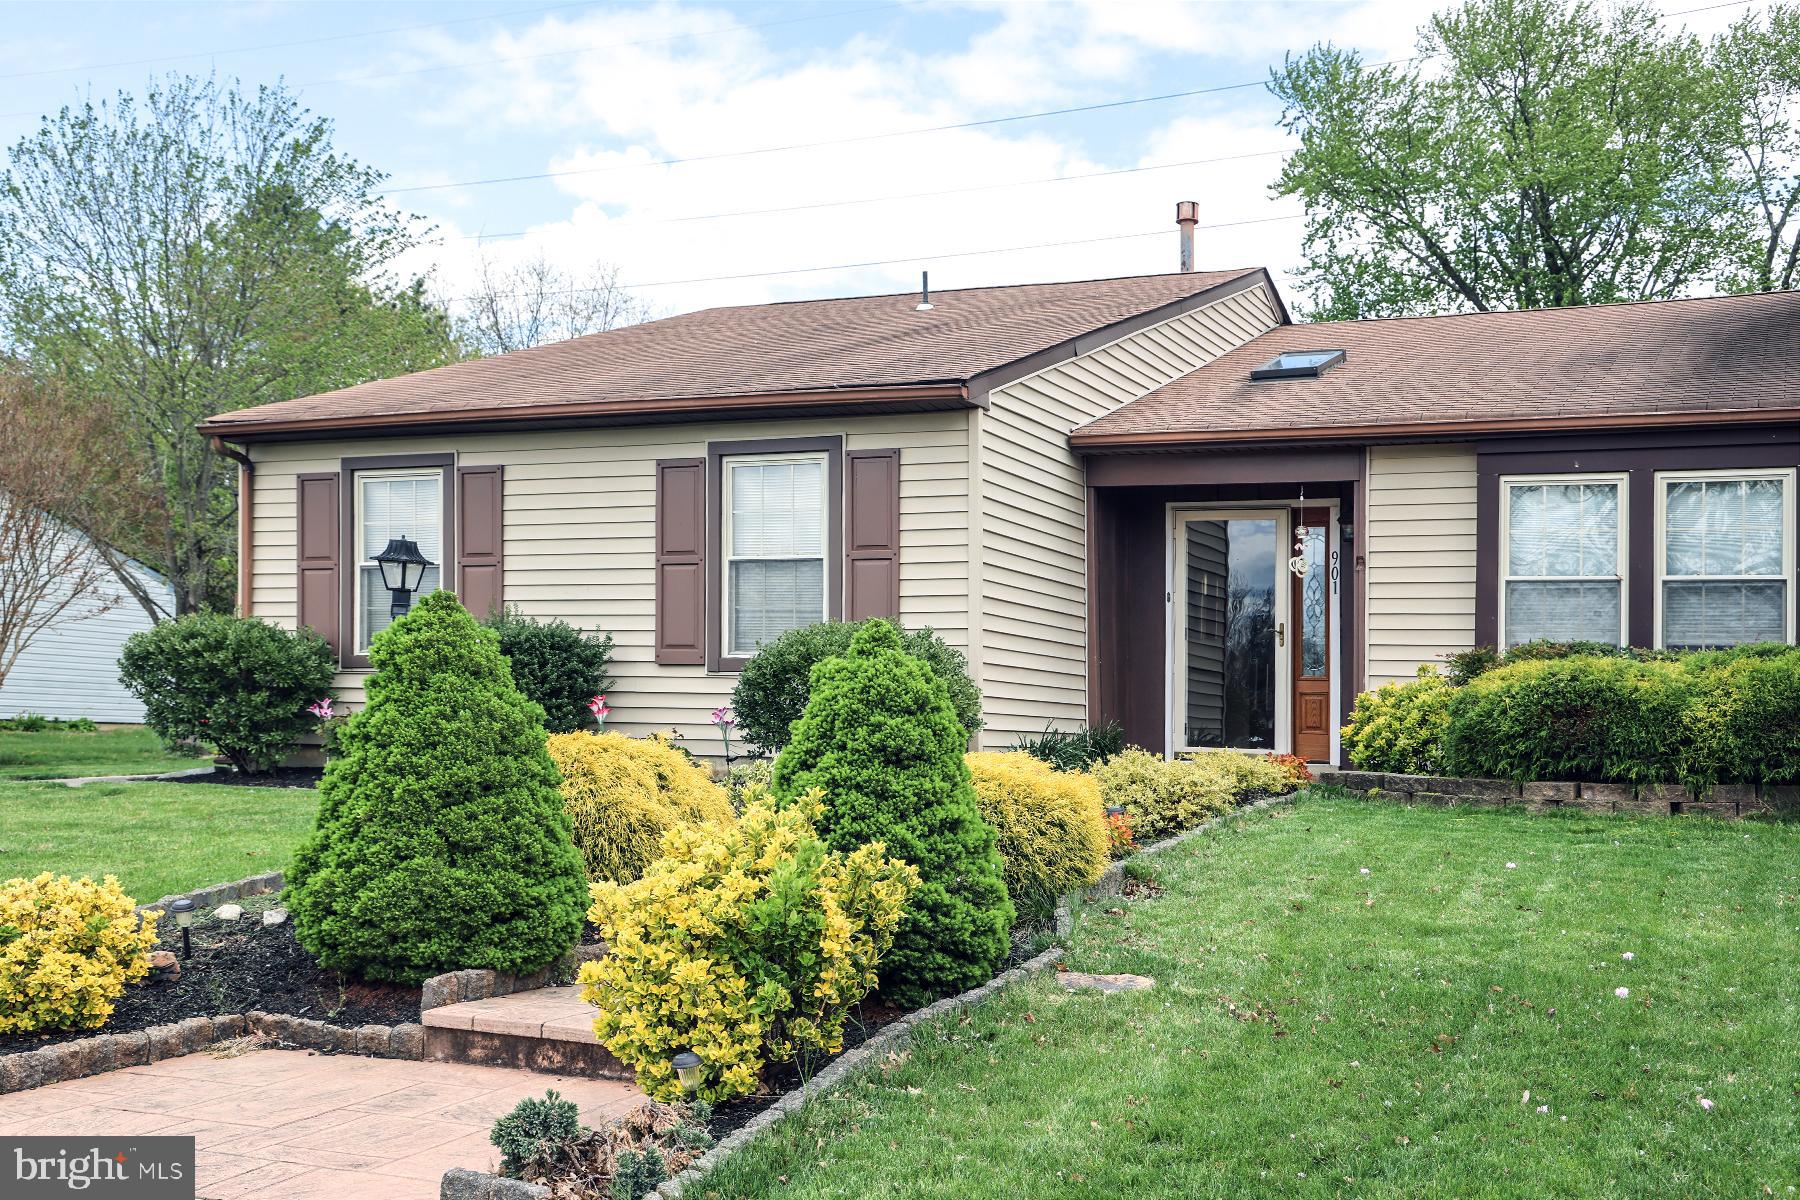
705,436 -> 844,674
1070,406 -> 1800,452
201,383 -> 971,442
338,453 -> 456,671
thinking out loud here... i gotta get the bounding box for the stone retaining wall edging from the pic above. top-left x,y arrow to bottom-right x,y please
135,870 -> 283,918
0,1013 -> 427,1096
1326,771 -> 1798,819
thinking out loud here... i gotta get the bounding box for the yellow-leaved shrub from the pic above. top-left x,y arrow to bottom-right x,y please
1089,747 -> 1296,841
546,731 -> 735,883
964,752 -> 1107,907
0,873 -> 159,1033
580,788 -> 917,1102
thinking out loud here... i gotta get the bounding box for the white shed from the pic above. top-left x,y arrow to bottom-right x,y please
0,553 -> 173,724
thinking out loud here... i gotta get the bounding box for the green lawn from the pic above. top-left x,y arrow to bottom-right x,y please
0,779 -> 317,900
0,727 -> 208,780
706,792 -> 1800,1198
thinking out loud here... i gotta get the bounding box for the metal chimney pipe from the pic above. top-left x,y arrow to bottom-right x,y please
914,270 -> 934,312
1176,201 -> 1199,272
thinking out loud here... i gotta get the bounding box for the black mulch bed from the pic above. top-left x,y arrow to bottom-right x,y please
0,916 -> 417,1056
183,766 -> 321,789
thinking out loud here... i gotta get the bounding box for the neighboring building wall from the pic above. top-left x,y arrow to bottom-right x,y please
1363,443 -> 1478,687
972,281 -> 1284,747
0,552 -> 171,724
247,411 -> 971,745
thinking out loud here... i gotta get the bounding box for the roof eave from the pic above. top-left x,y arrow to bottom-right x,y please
201,381 -> 974,443
1068,406 -> 1800,453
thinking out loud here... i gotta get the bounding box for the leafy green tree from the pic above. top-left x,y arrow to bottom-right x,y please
1713,4 -> 1800,293
0,75 -> 463,616
771,620 -> 1012,1006
287,591 -> 588,984
1270,0 -> 1742,318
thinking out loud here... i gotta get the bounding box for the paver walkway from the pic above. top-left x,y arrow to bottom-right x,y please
0,1047 -> 643,1199
422,982 -> 598,1039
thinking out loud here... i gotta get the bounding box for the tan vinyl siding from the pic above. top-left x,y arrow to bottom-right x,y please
249,412 -> 971,744
973,282 -> 1284,747
1363,444 -> 1478,687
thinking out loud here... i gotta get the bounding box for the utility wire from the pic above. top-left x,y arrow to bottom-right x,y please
452,147 -> 1295,242
441,212 -> 1303,300
381,0 -> 1761,196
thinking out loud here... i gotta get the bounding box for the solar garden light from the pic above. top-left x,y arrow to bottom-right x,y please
1105,805 -> 1126,818
672,1050 -> 704,1096
374,536 -> 434,619
168,897 -> 196,960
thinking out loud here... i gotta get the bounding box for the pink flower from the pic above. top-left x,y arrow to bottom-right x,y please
1615,987 -> 1630,999
1698,1097 -> 1714,1111
711,706 -> 735,729
307,698 -> 335,721
587,695 -> 610,728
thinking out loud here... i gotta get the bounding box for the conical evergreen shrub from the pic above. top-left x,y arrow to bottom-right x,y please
287,591 -> 588,983
771,619 -> 1012,1005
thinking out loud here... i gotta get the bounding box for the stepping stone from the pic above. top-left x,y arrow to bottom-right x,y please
1056,971 -> 1154,993
421,984 -> 631,1080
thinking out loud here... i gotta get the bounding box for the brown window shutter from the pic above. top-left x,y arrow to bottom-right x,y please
656,458 -> 706,665
457,465 -> 505,620
845,449 -> 901,621
295,472 -> 341,658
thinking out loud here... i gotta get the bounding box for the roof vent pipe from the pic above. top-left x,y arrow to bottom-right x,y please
914,271 -> 934,312
1176,201 -> 1198,272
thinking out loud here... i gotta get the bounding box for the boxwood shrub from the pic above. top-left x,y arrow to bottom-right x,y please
287,591 -> 588,983
772,619 -> 1011,1007
732,620 -> 981,755
484,606 -> 614,734
1346,645 -> 1800,789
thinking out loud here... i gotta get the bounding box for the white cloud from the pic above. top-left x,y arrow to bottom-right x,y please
371,1 -> 1439,318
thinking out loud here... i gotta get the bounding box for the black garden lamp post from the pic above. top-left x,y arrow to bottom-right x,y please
374,536 -> 434,619
672,1050 -> 704,1096
169,897 -> 196,960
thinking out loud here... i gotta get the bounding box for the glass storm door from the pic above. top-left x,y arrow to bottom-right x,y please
1289,507 -> 1333,763
1173,511 -> 1284,752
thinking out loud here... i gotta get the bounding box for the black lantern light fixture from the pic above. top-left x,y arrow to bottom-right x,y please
168,896 -> 196,960
671,1049 -> 704,1095
374,536 -> 434,619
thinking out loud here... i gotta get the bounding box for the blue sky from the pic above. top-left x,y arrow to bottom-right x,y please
0,1 -> 1758,319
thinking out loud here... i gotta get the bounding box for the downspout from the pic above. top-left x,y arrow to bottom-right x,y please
209,436 -> 254,617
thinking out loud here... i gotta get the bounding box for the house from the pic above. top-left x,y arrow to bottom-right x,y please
0,546 -> 174,725
199,259 -> 1799,764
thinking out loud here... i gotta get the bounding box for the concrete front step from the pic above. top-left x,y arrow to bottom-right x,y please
420,985 -> 631,1081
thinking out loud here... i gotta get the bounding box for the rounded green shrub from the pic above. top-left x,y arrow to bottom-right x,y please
965,751 -> 1108,915
1441,656 -> 1693,786
732,620 -> 981,755
771,619 -> 1011,1006
286,591 -> 588,983
483,606 -> 615,734
118,612 -> 336,774
1342,667 -> 1455,774
1679,646 -> 1800,789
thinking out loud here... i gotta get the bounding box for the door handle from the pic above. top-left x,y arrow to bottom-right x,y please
1276,621 -> 1285,647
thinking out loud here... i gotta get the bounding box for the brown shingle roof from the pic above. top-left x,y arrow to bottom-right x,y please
204,269 -> 1263,439
1073,290 -> 1800,447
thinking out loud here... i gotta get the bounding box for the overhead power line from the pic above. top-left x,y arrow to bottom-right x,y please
451,147 -> 1296,243
441,212 -> 1304,301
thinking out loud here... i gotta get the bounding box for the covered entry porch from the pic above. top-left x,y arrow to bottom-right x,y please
1086,447 -> 1364,763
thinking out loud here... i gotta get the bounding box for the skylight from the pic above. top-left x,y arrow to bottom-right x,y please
1249,349 -> 1346,380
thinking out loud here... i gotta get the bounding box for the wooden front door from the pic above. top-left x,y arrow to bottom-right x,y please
1290,507 -> 1332,763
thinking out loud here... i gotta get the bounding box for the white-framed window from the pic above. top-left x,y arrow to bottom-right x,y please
1499,474 -> 1627,648
354,469 -> 444,651
722,453 -> 827,657
1655,467 -> 1795,649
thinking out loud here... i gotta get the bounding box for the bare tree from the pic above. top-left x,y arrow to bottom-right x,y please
0,370 -> 129,690
456,249 -> 655,354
